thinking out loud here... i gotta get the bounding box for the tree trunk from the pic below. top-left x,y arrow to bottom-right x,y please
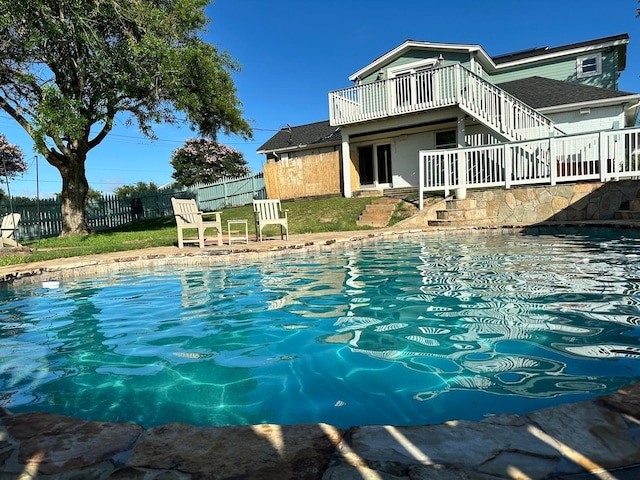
46,150 -> 92,236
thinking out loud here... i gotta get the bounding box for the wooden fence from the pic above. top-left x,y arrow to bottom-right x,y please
263,151 -> 341,200
0,173 -> 265,240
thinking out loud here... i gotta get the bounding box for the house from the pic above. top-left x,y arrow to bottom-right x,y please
258,34 -> 640,205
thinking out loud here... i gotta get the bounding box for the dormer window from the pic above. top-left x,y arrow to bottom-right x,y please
577,53 -> 602,78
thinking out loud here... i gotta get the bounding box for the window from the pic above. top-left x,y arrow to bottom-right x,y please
435,130 -> 457,149
376,144 -> 392,184
358,146 -> 375,185
577,53 -> 602,79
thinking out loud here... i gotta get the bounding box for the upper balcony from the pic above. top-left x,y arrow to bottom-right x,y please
328,64 -> 561,142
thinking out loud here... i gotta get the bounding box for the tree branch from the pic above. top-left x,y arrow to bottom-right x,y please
87,113 -> 114,149
0,94 -> 35,138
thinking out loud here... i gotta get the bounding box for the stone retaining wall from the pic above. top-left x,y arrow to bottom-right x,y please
472,180 -> 640,224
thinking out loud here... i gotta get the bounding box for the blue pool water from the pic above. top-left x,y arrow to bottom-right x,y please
2,229 -> 640,429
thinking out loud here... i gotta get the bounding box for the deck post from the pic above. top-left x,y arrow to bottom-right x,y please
504,144 -> 512,189
341,134 -> 352,198
549,137 -> 557,186
455,114 -> 467,199
599,131 -> 607,182
419,151 -> 425,210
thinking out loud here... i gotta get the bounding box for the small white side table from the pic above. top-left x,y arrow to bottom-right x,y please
227,219 -> 249,245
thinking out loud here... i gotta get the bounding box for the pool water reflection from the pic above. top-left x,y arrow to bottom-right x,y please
1,228 -> 640,428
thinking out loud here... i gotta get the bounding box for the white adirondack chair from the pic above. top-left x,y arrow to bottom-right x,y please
171,198 -> 222,248
253,199 -> 289,241
0,213 -> 20,247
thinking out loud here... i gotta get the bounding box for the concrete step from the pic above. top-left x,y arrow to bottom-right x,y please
436,208 -> 487,221
366,203 -> 398,211
428,195 -> 491,227
353,190 -> 384,198
359,214 -> 392,224
428,218 -> 496,227
357,198 -> 400,227
383,187 -> 419,198
445,198 -> 477,210
614,210 -> 640,220
371,197 -> 403,205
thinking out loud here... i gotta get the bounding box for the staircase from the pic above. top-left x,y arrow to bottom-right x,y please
428,197 -> 495,227
615,199 -> 640,220
357,198 -> 401,228
458,68 -> 564,142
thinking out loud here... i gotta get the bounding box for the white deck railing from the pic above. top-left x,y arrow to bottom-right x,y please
418,128 -> 640,209
329,64 -> 561,141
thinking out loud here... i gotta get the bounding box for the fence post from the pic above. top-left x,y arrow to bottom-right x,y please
504,144 -> 512,189
418,151 -> 424,210
598,132 -> 609,182
455,151 -> 467,199
443,152 -> 451,198
549,137 -> 557,186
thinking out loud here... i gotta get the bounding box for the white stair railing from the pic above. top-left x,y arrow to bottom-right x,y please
457,66 -> 563,141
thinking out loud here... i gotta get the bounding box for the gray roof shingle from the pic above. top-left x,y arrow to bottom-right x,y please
257,120 -> 342,153
497,76 -> 635,109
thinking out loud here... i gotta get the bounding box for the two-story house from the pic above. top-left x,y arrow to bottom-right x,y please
258,34 -> 640,205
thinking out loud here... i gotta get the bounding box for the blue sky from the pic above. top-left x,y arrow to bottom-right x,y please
2,0 -> 639,198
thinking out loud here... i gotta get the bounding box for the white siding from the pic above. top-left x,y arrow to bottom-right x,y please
390,132 -> 435,187
547,105 -> 625,135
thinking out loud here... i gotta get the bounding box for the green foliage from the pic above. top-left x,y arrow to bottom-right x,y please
0,0 -> 252,234
114,181 -> 159,197
170,138 -> 249,186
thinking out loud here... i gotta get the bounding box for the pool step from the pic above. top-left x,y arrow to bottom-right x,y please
428,197 -> 496,227
357,198 -> 401,227
615,199 -> 640,220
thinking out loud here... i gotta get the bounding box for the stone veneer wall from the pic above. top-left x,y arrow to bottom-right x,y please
471,180 -> 640,224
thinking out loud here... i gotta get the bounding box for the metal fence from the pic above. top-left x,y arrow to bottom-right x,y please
0,173 -> 265,240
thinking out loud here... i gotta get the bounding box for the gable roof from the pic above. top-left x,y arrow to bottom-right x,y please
348,34 -> 629,82
497,76 -> 638,109
492,33 -> 629,68
349,40 -> 487,82
256,120 -> 342,154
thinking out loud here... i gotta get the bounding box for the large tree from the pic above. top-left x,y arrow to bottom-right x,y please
0,0 -> 252,235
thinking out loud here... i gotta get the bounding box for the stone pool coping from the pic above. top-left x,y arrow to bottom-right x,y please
2,222 -> 640,478
2,384 -> 640,479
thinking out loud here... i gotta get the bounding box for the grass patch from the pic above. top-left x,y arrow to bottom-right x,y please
388,201 -> 416,226
2,197 -> 382,267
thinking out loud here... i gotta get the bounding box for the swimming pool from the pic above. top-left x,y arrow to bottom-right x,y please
1,228 -> 640,429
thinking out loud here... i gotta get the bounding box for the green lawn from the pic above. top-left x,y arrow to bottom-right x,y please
1,196 -> 415,267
